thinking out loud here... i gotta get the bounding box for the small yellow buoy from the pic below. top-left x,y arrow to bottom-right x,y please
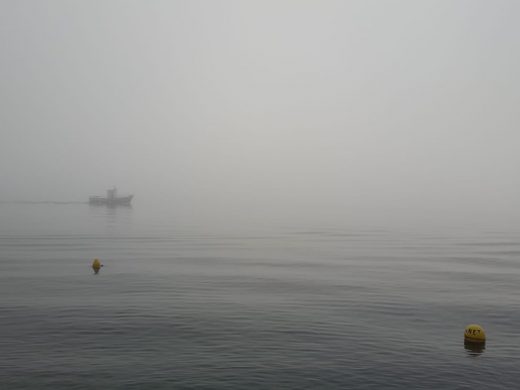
464,324 -> 486,343
92,258 -> 102,274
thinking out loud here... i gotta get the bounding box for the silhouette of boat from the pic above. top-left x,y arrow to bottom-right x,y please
89,188 -> 133,206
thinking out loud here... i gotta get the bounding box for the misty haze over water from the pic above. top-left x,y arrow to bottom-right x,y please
1,0 -> 519,230
1,0 -> 520,388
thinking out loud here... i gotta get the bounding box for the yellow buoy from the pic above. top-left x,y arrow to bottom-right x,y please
464,324 -> 486,343
92,258 -> 102,273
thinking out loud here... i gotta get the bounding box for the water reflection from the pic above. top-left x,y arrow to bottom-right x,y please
88,202 -> 133,233
464,340 -> 485,356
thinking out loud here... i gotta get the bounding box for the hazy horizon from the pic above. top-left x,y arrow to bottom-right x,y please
2,3 -> 520,387
1,0 -> 519,229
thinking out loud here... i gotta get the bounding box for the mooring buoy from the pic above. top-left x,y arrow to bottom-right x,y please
92,258 -> 103,274
464,324 -> 486,343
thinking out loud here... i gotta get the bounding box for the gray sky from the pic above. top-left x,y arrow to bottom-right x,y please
1,0 -> 519,227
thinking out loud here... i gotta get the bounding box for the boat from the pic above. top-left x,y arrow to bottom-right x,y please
89,187 -> 133,206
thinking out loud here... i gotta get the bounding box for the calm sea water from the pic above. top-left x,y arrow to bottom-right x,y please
1,203 -> 519,389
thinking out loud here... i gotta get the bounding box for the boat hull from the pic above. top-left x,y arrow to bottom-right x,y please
89,195 -> 133,206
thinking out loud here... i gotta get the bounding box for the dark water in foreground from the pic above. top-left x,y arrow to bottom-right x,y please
1,204 -> 519,389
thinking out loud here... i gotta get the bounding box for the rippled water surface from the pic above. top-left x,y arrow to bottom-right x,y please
1,204 -> 519,389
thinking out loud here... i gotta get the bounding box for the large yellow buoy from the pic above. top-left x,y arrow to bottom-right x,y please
92,258 -> 103,274
464,324 -> 486,343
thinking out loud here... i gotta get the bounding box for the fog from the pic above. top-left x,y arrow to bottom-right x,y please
1,0 -> 519,229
